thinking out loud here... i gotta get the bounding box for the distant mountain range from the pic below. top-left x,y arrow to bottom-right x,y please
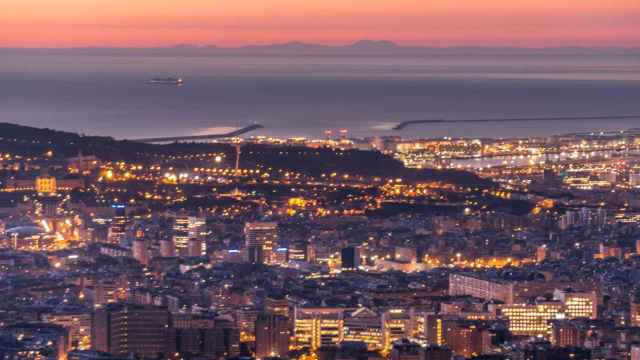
2,40 -> 639,56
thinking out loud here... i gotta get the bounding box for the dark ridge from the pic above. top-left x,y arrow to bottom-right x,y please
0,122 -> 493,189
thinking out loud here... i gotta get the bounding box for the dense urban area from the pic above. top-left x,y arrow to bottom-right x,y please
2,123 -> 640,360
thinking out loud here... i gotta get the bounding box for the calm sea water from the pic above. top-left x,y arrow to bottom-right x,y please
1,54 -> 639,140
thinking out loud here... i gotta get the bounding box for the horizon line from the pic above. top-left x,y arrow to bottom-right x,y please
2,39 -> 640,51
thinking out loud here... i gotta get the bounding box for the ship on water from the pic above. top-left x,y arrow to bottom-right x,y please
147,77 -> 183,85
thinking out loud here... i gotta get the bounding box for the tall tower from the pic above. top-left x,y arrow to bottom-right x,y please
172,212 -> 206,256
244,222 -> 278,264
234,142 -> 242,175
255,313 -> 290,358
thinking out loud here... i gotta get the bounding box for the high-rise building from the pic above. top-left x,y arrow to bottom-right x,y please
343,307 -> 383,351
550,320 -> 586,347
173,321 -> 212,356
631,299 -> 640,327
442,320 -> 491,358
160,239 -> 176,257
449,274 -> 514,304
173,214 -> 206,256
289,241 -> 312,262
294,307 -> 344,350
92,303 -> 171,358
264,295 -> 290,318
425,314 -> 451,346
132,238 -> 150,266
236,306 -> 259,340
341,246 -> 360,270
498,302 -> 564,338
382,308 -> 411,352
245,222 -> 278,264
553,289 -> 597,319
107,206 -> 127,245
255,313 -> 290,359
203,317 -> 240,359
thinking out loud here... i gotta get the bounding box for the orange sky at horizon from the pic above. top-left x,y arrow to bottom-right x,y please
3,0 -> 639,47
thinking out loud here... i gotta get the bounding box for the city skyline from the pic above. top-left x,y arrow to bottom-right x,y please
3,0 -> 640,47
2,2 -> 640,359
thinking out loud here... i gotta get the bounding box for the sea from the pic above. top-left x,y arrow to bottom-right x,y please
1,53 -> 640,140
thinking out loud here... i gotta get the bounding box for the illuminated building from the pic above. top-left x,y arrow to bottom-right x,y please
6,225 -> 61,251
536,245 -> 547,263
424,314 -> 453,346
43,312 -> 92,350
442,320 -> 491,358
264,296 -> 290,318
394,246 -> 417,263
343,307 -> 383,351
236,306 -> 259,339
423,315 -> 490,358
173,214 -> 206,256
383,308 -> 411,352
4,177 -> 84,192
35,174 -> 57,194
92,303 -> 171,358
97,243 -> 131,258
631,300 -> 640,327
67,153 -> 100,172
273,246 -> 289,265
107,205 -> 127,245
294,307 -> 344,350
245,222 -> 278,265
498,302 -> 564,338
88,280 -> 125,307
595,243 -> 623,260
289,241 -> 312,262
550,320 -> 586,347
255,313 -> 290,359
449,274 -> 514,304
553,289 -> 597,319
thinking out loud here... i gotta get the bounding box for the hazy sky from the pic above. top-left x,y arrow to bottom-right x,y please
3,0 -> 639,47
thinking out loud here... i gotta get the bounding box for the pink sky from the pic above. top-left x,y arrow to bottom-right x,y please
3,0 -> 639,47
